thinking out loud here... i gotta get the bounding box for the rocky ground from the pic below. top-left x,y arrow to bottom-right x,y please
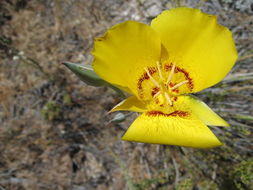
0,0 -> 253,190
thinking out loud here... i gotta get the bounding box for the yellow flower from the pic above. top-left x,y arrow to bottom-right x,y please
92,7 -> 238,148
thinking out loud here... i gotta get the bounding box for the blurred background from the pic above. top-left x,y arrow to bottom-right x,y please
0,0 -> 252,190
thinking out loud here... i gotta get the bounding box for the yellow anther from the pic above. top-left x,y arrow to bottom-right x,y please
166,63 -> 176,84
171,80 -> 189,90
156,61 -> 163,80
144,67 -> 160,87
164,92 -> 173,106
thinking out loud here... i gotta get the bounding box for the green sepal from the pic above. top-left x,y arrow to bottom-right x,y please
63,62 -> 106,86
63,62 -> 126,98
110,113 -> 126,123
109,112 -> 133,123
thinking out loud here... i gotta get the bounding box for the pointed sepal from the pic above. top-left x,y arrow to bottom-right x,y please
63,62 -> 126,97
63,62 -> 106,86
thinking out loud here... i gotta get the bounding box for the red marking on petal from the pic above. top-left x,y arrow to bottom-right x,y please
146,110 -> 189,117
164,63 -> 194,91
173,97 -> 178,101
176,67 -> 194,91
168,83 -> 179,93
173,89 -> 179,93
164,63 -> 174,73
151,87 -> 160,97
137,67 -> 157,98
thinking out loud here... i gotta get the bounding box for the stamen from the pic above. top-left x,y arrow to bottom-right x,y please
144,67 -> 160,87
154,91 -> 161,97
166,63 -> 176,84
156,61 -> 163,80
171,80 -> 189,90
164,92 -> 173,106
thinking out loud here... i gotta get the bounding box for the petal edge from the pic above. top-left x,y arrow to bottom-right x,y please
151,7 -> 238,92
122,112 -> 222,148
110,96 -> 147,113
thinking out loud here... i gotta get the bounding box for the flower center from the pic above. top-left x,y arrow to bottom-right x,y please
145,62 -> 189,106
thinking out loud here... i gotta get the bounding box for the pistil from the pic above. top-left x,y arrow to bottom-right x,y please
144,62 -> 189,106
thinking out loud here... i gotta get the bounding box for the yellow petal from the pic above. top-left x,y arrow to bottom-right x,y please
122,111 -> 222,148
110,96 -> 147,113
182,95 -> 229,127
151,7 -> 238,93
145,95 -> 229,127
92,21 -> 161,96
